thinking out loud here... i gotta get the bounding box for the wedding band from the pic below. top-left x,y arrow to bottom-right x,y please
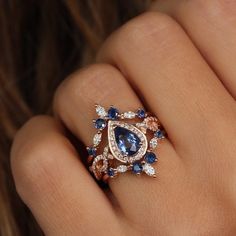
87,105 -> 166,182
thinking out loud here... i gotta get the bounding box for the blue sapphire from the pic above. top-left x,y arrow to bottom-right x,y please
114,126 -> 141,156
137,108 -> 146,118
144,152 -> 157,164
107,168 -> 115,177
154,130 -> 165,139
94,118 -> 106,129
87,147 -> 96,157
132,162 -> 143,174
108,107 -> 119,120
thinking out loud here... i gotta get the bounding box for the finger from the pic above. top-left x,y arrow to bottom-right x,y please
98,12 -> 236,157
11,116 -> 120,235
53,63 -> 182,225
151,0 -> 236,98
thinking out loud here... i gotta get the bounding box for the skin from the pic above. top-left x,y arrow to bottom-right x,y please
10,2 -> 236,236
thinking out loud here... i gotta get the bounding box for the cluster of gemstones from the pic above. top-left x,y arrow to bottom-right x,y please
87,105 -> 165,182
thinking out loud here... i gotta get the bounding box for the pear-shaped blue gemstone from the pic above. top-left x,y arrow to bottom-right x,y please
114,126 -> 141,156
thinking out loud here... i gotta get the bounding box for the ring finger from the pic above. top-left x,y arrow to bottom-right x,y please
53,63 -> 181,226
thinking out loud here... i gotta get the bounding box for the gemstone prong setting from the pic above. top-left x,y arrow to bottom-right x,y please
87,105 -> 166,181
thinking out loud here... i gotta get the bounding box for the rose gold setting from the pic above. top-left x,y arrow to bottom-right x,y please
87,105 -> 166,182
91,155 -> 108,180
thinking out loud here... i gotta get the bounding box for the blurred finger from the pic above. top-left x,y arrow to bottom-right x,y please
11,116 -> 120,235
53,63 -> 181,227
151,0 -> 236,98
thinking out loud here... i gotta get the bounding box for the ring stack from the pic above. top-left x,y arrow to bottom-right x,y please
87,105 -> 165,182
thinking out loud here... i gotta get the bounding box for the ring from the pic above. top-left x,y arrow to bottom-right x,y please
87,105 -> 166,182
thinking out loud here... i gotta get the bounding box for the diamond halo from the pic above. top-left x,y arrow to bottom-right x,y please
108,120 -> 148,163
87,105 -> 166,182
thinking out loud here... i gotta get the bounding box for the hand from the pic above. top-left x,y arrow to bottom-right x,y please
11,6 -> 236,236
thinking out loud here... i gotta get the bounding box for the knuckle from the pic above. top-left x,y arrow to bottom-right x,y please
115,12 -> 179,50
11,115 -> 53,159
12,136 -> 60,199
11,116 -> 63,199
189,0 -> 236,18
54,63 -> 121,111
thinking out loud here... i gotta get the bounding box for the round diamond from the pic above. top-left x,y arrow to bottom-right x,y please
93,133 -> 102,146
108,107 -> 119,120
149,138 -> 158,149
94,119 -> 106,129
144,152 -> 157,164
132,162 -> 143,174
108,154 -> 114,159
103,146 -> 109,155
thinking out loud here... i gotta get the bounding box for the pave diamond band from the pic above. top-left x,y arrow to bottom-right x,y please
87,105 -> 166,182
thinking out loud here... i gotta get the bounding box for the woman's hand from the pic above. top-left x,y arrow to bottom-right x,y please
11,5 -> 236,236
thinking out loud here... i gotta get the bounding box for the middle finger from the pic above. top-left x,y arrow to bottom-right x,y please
98,12 -> 236,158
53,63 -> 182,227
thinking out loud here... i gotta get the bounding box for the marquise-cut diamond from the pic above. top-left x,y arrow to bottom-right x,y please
143,163 -> 156,176
96,105 -> 107,117
93,133 -> 102,146
123,111 -> 136,119
117,165 -> 128,173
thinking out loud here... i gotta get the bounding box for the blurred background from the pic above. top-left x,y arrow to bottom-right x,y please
0,1 -> 152,235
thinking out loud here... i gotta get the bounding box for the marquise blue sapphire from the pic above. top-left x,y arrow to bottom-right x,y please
114,126 -> 141,156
